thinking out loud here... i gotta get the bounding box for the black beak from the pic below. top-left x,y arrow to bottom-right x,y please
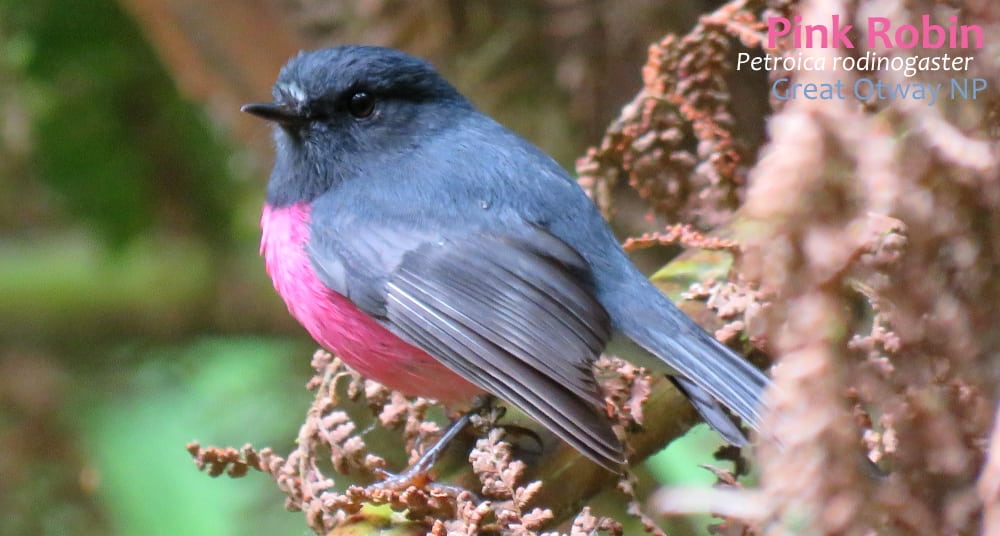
241,102 -> 309,126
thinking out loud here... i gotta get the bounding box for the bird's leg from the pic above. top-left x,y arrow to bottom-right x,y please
371,394 -> 497,491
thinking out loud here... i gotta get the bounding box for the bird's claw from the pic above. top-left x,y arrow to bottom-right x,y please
366,396 -> 500,491
370,463 -> 434,491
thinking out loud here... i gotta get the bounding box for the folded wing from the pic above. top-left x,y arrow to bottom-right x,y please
309,222 -> 624,470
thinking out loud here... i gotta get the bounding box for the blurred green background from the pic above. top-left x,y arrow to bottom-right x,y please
0,1 -> 735,534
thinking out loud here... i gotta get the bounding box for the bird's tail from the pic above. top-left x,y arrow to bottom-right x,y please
668,375 -> 751,445
609,278 -> 769,439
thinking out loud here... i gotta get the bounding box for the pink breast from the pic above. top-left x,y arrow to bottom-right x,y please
260,203 -> 482,404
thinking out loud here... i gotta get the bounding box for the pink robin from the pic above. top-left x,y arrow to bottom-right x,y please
244,45 -> 769,473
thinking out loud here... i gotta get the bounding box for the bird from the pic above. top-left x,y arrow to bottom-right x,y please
242,45 -> 769,473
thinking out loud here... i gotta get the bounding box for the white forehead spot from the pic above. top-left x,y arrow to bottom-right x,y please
278,82 -> 307,102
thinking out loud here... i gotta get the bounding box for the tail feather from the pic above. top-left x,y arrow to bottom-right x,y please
669,376 -> 749,446
610,280 -> 769,437
670,326 -> 768,430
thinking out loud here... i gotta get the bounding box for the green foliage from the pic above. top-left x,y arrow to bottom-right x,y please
3,0 -> 236,246
0,234 -> 214,344
644,426 -> 726,536
76,337 -> 311,536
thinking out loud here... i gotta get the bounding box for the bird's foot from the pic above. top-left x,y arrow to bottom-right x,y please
368,395 -> 498,492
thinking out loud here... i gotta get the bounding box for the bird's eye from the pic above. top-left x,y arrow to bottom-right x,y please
347,91 -> 375,118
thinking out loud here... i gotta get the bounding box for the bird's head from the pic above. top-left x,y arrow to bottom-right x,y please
244,45 -> 472,206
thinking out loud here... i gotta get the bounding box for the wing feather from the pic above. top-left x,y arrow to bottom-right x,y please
383,230 -> 624,470
308,215 -> 624,470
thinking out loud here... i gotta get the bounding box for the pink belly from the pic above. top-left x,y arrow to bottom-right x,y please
260,203 -> 483,405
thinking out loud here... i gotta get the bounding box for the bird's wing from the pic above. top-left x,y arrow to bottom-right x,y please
308,221 -> 624,470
